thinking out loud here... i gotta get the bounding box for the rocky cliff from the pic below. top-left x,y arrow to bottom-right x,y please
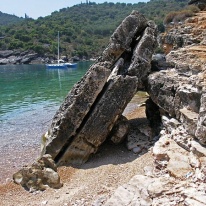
0,50 -> 41,64
103,10 -> 206,205
155,11 -> 206,145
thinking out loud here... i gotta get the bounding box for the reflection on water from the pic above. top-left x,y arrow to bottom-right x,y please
0,62 -> 91,145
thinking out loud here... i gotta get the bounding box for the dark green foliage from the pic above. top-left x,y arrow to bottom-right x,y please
0,0 -> 189,58
0,11 -> 23,25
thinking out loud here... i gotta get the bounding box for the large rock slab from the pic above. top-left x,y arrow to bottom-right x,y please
57,75 -> 137,165
128,21 -> 157,88
41,65 -> 111,159
41,11 -> 157,165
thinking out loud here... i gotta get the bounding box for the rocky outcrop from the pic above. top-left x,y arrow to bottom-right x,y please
160,11 -> 206,54
0,50 -> 43,65
102,11 -> 206,206
41,11 -> 157,166
104,134 -> 206,206
151,11 -> 206,145
13,155 -> 62,192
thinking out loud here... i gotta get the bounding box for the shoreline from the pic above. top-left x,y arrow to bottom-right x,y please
0,105 -> 153,206
0,98 -> 146,184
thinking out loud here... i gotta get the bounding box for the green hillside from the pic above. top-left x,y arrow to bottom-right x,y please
0,0 -> 188,59
0,11 -> 23,26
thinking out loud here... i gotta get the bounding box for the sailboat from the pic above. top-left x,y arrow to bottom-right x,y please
46,31 -> 77,69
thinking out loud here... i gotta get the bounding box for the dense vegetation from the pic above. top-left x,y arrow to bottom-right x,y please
0,11 -> 23,26
0,0 -> 189,59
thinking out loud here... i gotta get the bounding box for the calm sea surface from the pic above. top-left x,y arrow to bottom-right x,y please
0,62 -> 92,182
0,62 -> 91,146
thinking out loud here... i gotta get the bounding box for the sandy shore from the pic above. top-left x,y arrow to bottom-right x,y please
0,93 -> 147,184
0,91 -> 152,205
0,104 -> 154,206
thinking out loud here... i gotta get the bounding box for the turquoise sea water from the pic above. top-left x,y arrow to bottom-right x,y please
0,62 -> 92,182
0,62 -> 91,145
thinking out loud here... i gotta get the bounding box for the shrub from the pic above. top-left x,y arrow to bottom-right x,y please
186,5 -> 200,13
164,8 -> 196,25
164,11 -> 177,25
173,10 -> 193,23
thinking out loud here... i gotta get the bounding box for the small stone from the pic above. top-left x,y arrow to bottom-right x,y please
144,166 -> 154,176
132,146 -> 142,154
6,178 -> 12,183
189,152 -> 200,168
185,171 -> 193,179
41,200 -> 48,205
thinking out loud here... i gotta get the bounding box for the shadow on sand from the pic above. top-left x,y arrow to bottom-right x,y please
71,116 -> 156,170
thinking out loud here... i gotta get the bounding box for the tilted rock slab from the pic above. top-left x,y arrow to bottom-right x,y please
58,75 -> 137,165
41,11 -> 157,166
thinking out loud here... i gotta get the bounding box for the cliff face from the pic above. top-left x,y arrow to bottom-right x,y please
104,11 -> 206,205
152,11 -> 206,145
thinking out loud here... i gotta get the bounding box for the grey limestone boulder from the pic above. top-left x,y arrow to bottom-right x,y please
41,11 -> 157,165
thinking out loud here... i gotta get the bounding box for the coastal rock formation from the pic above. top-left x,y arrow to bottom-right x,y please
13,9 -> 206,202
160,10 -> 206,54
150,11 -> 206,145
102,10 -> 206,206
103,119 -> 206,206
0,49 -> 72,65
13,10 -> 157,191
0,50 -> 41,65
41,11 -> 157,166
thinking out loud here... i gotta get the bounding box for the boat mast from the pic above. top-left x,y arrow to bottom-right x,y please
58,31 -> 60,64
